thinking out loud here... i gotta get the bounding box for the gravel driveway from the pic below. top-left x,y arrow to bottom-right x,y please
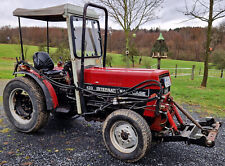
0,107 -> 224,166
0,80 -> 224,166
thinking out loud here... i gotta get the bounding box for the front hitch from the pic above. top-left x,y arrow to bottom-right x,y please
199,119 -> 221,147
159,117 -> 222,147
157,97 -> 222,147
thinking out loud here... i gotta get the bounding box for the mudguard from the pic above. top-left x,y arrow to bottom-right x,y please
15,71 -> 58,110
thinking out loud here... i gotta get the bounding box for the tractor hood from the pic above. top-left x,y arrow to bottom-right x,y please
84,67 -> 170,88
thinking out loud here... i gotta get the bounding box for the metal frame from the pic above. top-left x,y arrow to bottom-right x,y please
65,3 -> 108,114
17,17 -> 50,59
79,3 -> 108,113
47,21 -> 49,54
81,3 -> 108,66
16,3 -> 107,115
70,16 -> 103,59
18,17 -> 24,60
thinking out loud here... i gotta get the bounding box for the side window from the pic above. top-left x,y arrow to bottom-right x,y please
72,17 -> 102,58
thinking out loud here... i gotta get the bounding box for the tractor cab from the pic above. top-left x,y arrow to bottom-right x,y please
13,3 -> 108,114
13,3 -> 170,115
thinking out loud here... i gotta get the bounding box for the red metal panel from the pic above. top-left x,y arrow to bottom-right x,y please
143,109 -> 155,117
167,111 -> 178,132
150,115 -> 163,131
42,79 -> 58,108
143,92 -> 171,118
84,67 -> 169,89
171,103 -> 184,125
29,70 -> 58,109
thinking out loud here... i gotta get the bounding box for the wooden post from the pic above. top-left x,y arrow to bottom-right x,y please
191,65 -> 195,80
175,64 -> 177,78
157,58 -> 161,69
221,69 -> 223,78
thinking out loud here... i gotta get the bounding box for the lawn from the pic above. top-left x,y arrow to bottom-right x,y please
0,44 -> 39,78
108,53 -> 204,69
0,44 -> 224,117
171,76 -> 225,117
0,44 -> 56,79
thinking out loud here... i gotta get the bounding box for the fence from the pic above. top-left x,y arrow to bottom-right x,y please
161,65 -> 224,79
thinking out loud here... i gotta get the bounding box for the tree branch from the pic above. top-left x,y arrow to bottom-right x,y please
213,9 -> 225,20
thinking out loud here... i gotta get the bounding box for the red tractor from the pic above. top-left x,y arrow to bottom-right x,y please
3,3 -> 221,162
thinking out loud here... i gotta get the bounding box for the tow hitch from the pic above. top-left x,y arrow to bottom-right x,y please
158,97 -> 222,147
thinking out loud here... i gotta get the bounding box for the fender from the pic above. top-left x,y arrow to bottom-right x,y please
15,71 -> 58,110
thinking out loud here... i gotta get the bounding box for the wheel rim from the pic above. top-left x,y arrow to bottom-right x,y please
110,120 -> 138,153
9,88 -> 34,124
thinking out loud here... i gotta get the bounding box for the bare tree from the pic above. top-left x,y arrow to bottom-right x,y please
185,0 -> 225,87
94,0 -> 164,65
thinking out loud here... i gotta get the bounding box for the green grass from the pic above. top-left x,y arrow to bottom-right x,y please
0,44 -> 38,60
108,53 -> 204,69
0,44 -> 39,79
171,76 -> 225,117
0,44 -> 56,79
0,44 -> 224,117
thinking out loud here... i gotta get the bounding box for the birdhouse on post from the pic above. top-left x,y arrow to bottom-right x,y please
151,32 -> 168,69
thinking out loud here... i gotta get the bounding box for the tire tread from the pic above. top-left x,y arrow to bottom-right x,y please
3,76 -> 49,133
102,109 -> 151,162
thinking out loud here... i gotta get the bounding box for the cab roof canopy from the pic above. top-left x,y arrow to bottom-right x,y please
13,3 -> 99,21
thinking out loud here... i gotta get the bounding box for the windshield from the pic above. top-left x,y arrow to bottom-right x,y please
72,17 -> 102,58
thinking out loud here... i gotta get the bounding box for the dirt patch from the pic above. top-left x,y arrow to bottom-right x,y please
0,57 -> 15,61
0,79 -> 9,96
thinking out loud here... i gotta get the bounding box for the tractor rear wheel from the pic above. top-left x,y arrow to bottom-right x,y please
3,77 -> 49,133
102,109 -> 152,162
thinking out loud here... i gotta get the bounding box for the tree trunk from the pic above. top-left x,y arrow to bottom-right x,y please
201,0 -> 214,87
132,56 -> 135,67
139,56 -> 142,64
125,30 -> 130,52
125,30 -> 130,67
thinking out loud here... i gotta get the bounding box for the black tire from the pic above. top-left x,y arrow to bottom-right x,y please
3,77 -> 49,133
102,109 -> 152,162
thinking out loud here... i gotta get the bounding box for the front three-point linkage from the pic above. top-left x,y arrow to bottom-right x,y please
157,96 -> 222,147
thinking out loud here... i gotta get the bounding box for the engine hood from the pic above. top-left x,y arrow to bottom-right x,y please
84,67 -> 170,88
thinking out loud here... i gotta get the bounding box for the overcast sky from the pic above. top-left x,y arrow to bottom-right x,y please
0,0 -> 224,30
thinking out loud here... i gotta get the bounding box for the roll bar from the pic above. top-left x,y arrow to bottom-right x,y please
17,17 -> 50,60
79,3 -> 108,113
80,3 -> 108,88
18,17 -> 25,60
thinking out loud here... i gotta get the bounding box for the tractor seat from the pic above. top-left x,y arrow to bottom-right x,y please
33,52 -> 63,77
33,52 -> 54,71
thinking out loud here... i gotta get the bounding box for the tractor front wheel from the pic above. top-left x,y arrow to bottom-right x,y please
102,109 -> 152,162
3,77 -> 49,133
